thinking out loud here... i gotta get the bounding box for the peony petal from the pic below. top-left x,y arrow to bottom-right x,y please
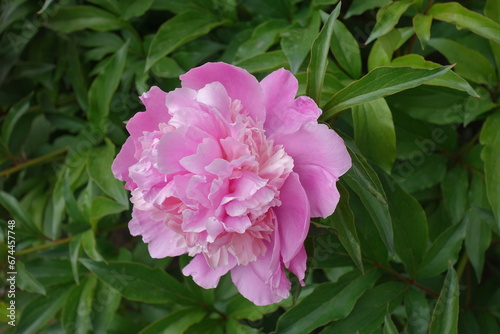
260,68 -> 298,111
273,172 -> 310,266
180,137 -> 222,175
294,164 -> 341,218
127,86 -> 170,139
287,246 -> 307,285
196,82 -> 232,120
230,263 -> 290,306
111,137 -> 137,190
261,69 -> 321,135
129,208 -> 186,258
183,253 -> 236,289
180,62 -> 265,122
157,125 -> 208,175
164,87 -> 198,115
272,123 -> 351,217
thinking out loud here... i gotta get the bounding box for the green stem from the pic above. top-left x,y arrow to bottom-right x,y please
17,223 -> 129,256
16,237 -> 72,256
456,252 -> 469,281
0,146 -> 68,178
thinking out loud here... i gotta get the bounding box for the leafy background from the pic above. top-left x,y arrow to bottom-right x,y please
1,0 -> 500,333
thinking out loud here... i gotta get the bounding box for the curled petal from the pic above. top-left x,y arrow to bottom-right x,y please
274,172 -> 310,266
180,62 -> 265,123
111,137 -> 137,190
231,261 -> 290,306
127,86 -> 170,140
129,208 -> 186,258
273,123 -> 351,217
183,253 -> 236,289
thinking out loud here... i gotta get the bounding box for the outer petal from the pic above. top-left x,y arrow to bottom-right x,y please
127,86 -> 170,140
180,62 -> 265,122
260,68 -> 298,115
129,208 -> 186,258
273,123 -> 351,218
111,136 -> 137,190
287,246 -> 307,285
230,263 -> 290,306
261,68 -> 321,135
183,253 -> 237,289
273,172 -> 310,266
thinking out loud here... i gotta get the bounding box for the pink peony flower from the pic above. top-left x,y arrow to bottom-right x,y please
112,62 -> 351,305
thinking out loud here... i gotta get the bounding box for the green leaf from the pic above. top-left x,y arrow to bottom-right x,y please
146,10 -> 222,70
480,111 -> 500,230
234,19 -> 287,62
485,0 -> 500,78
281,11 -> 321,73
379,172 -> 429,277
91,280 -> 121,333
417,220 -> 466,278
329,186 -> 363,272
151,57 -> 185,78
62,276 -> 97,334
368,27 -> 414,70
226,295 -> 280,321
465,208 -> 492,281
63,171 -> 88,226
0,190 -> 39,234
66,38 -> 89,111
365,0 -> 413,45
90,196 -> 128,227
15,284 -> 70,334
234,50 -> 288,74
314,0 -> 339,5
276,270 -> 381,334
2,92 -> 32,145
391,54 -> 479,97
353,98 -> 396,173
81,260 -> 197,305
405,289 -> 431,334
344,149 -> 394,254
331,20 -> 362,78
428,265 -> 459,334
321,282 -> 407,333
17,261 -> 46,295
81,229 -> 104,262
87,41 -> 128,131
441,167 -> 469,224
345,0 -> 391,18
413,13 -> 432,48
47,6 -> 124,33
322,66 -> 452,118
87,139 -> 129,207
139,308 -> 207,334
428,38 -> 496,85
396,152 -> 448,193
119,0 -> 155,19
428,2 -> 500,45
383,315 -> 398,334
306,3 -> 341,103
69,236 -> 82,284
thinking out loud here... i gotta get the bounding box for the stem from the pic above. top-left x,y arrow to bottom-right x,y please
16,237 -> 72,256
374,262 -> 439,297
456,252 -> 468,281
16,223 -> 129,256
0,146 -> 69,178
